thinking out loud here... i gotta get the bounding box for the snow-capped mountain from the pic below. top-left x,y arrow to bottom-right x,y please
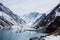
32,3 -> 60,33
1,2 -> 60,34
21,12 -> 42,23
0,3 -> 41,33
20,12 -> 47,32
34,13 -> 46,23
32,13 -> 46,29
0,3 -> 26,32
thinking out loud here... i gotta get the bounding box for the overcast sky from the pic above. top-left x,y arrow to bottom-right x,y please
0,0 -> 60,15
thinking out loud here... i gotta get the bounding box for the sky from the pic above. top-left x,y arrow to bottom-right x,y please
0,0 -> 60,15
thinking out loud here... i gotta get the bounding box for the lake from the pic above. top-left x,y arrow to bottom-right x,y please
0,30 -> 48,40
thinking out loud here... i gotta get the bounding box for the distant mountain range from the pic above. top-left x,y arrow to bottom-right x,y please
21,12 -> 43,23
0,3 -> 47,33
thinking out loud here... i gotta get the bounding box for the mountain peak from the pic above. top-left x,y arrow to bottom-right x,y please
21,12 -> 42,23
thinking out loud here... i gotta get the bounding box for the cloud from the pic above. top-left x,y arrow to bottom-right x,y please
0,0 -> 60,15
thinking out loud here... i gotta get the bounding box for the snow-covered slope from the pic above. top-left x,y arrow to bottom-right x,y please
32,13 -> 46,29
43,35 -> 60,40
0,3 -> 26,32
21,12 -> 42,23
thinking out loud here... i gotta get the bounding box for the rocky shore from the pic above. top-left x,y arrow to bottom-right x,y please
30,29 -> 60,40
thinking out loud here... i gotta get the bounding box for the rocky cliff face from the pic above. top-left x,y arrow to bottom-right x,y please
32,3 -> 60,33
0,3 -> 26,32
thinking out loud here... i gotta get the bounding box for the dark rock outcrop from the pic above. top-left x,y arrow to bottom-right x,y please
33,3 -> 60,33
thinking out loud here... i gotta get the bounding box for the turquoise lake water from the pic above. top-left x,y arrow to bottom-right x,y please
0,30 -> 48,40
